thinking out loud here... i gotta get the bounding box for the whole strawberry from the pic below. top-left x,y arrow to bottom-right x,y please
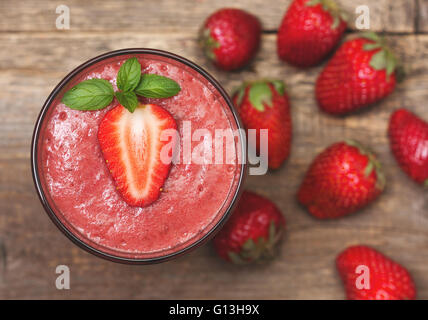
389,108 -> 428,185
316,32 -> 400,115
233,80 -> 292,169
277,0 -> 347,68
213,190 -> 285,264
297,140 -> 385,219
336,245 -> 416,300
199,8 -> 261,71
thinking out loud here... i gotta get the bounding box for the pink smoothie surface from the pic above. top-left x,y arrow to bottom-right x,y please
39,54 -> 242,259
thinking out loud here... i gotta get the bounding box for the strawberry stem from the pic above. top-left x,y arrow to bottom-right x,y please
306,0 -> 348,29
198,28 -> 220,61
361,32 -> 401,81
344,140 -> 385,191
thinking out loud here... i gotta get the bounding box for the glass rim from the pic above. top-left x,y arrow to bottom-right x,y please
31,48 -> 247,264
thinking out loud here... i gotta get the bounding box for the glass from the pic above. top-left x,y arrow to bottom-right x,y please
31,48 -> 247,264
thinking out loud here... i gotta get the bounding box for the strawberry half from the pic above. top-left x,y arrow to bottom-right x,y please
98,104 -> 177,207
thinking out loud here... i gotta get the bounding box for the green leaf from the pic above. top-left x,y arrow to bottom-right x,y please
360,32 -> 382,42
248,82 -> 272,112
268,221 -> 276,244
339,11 -> 349,23
61,78 -> 114,110
364,161 -> 374,177
424,179 -> 428,187
115,91 -> 139,113
233,84 -> 246,106
135,74 -> 181,98
228,252 -> 246,265
331,16 -> 340,29
117,57 -> 141,92
363,43 -> 382,51
370,50 -> 387,71
242,239 -> 256,251
305,0 -> 321,6
385,50 -> 398,77
199,28 -> 220,61
271,80 -> 285,96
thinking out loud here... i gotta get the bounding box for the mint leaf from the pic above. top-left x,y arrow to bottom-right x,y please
117,57 -> 141,92
62,79 -> 114,110
115,91 -> 139,113
135,74 -> 181,98
249,82 -> 272,112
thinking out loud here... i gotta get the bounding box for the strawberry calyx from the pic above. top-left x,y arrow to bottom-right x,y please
361,32 -> 403,80
198,28 -> 220,62
306,0 -> 348,29
425,179 -> 428,187
233,80 -> 285,111
345,139 -> 386,191
227,221 -> 283,264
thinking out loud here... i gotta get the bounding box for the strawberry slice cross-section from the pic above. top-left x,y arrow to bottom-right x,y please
98,104 -> 177,207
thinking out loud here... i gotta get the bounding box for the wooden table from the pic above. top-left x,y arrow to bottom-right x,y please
0,0 -> 427,299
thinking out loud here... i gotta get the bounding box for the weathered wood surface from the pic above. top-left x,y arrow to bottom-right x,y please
418,0 -> 428,32
0,0 -> 427,299
0,0 -> 419,33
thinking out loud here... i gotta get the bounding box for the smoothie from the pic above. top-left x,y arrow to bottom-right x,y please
35,52 -> 243,261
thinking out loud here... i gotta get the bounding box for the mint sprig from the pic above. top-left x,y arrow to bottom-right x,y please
61,57 -> 181,113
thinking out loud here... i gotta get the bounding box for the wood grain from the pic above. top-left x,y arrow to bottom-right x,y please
417,0 -> 428,32
0,30 -> 427,299
0,0 -> 418,33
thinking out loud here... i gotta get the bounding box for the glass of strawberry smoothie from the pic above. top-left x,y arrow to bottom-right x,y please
31,49 -> 246,264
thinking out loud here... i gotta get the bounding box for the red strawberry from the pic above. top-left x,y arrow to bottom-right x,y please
336,245 -> 416,300
389,109 -> 428,185
233,80 -> 292,169
98,104 -> 177,207
277,0 -> 347,68
199,8 -> 261,71
213,190 -> 285,264
297,140 -> 385,219
316,32 -> 400,115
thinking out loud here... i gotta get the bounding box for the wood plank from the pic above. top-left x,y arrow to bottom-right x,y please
0,0 -> 416,33
0,31 -> 427,299
417,0 -> 428,32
